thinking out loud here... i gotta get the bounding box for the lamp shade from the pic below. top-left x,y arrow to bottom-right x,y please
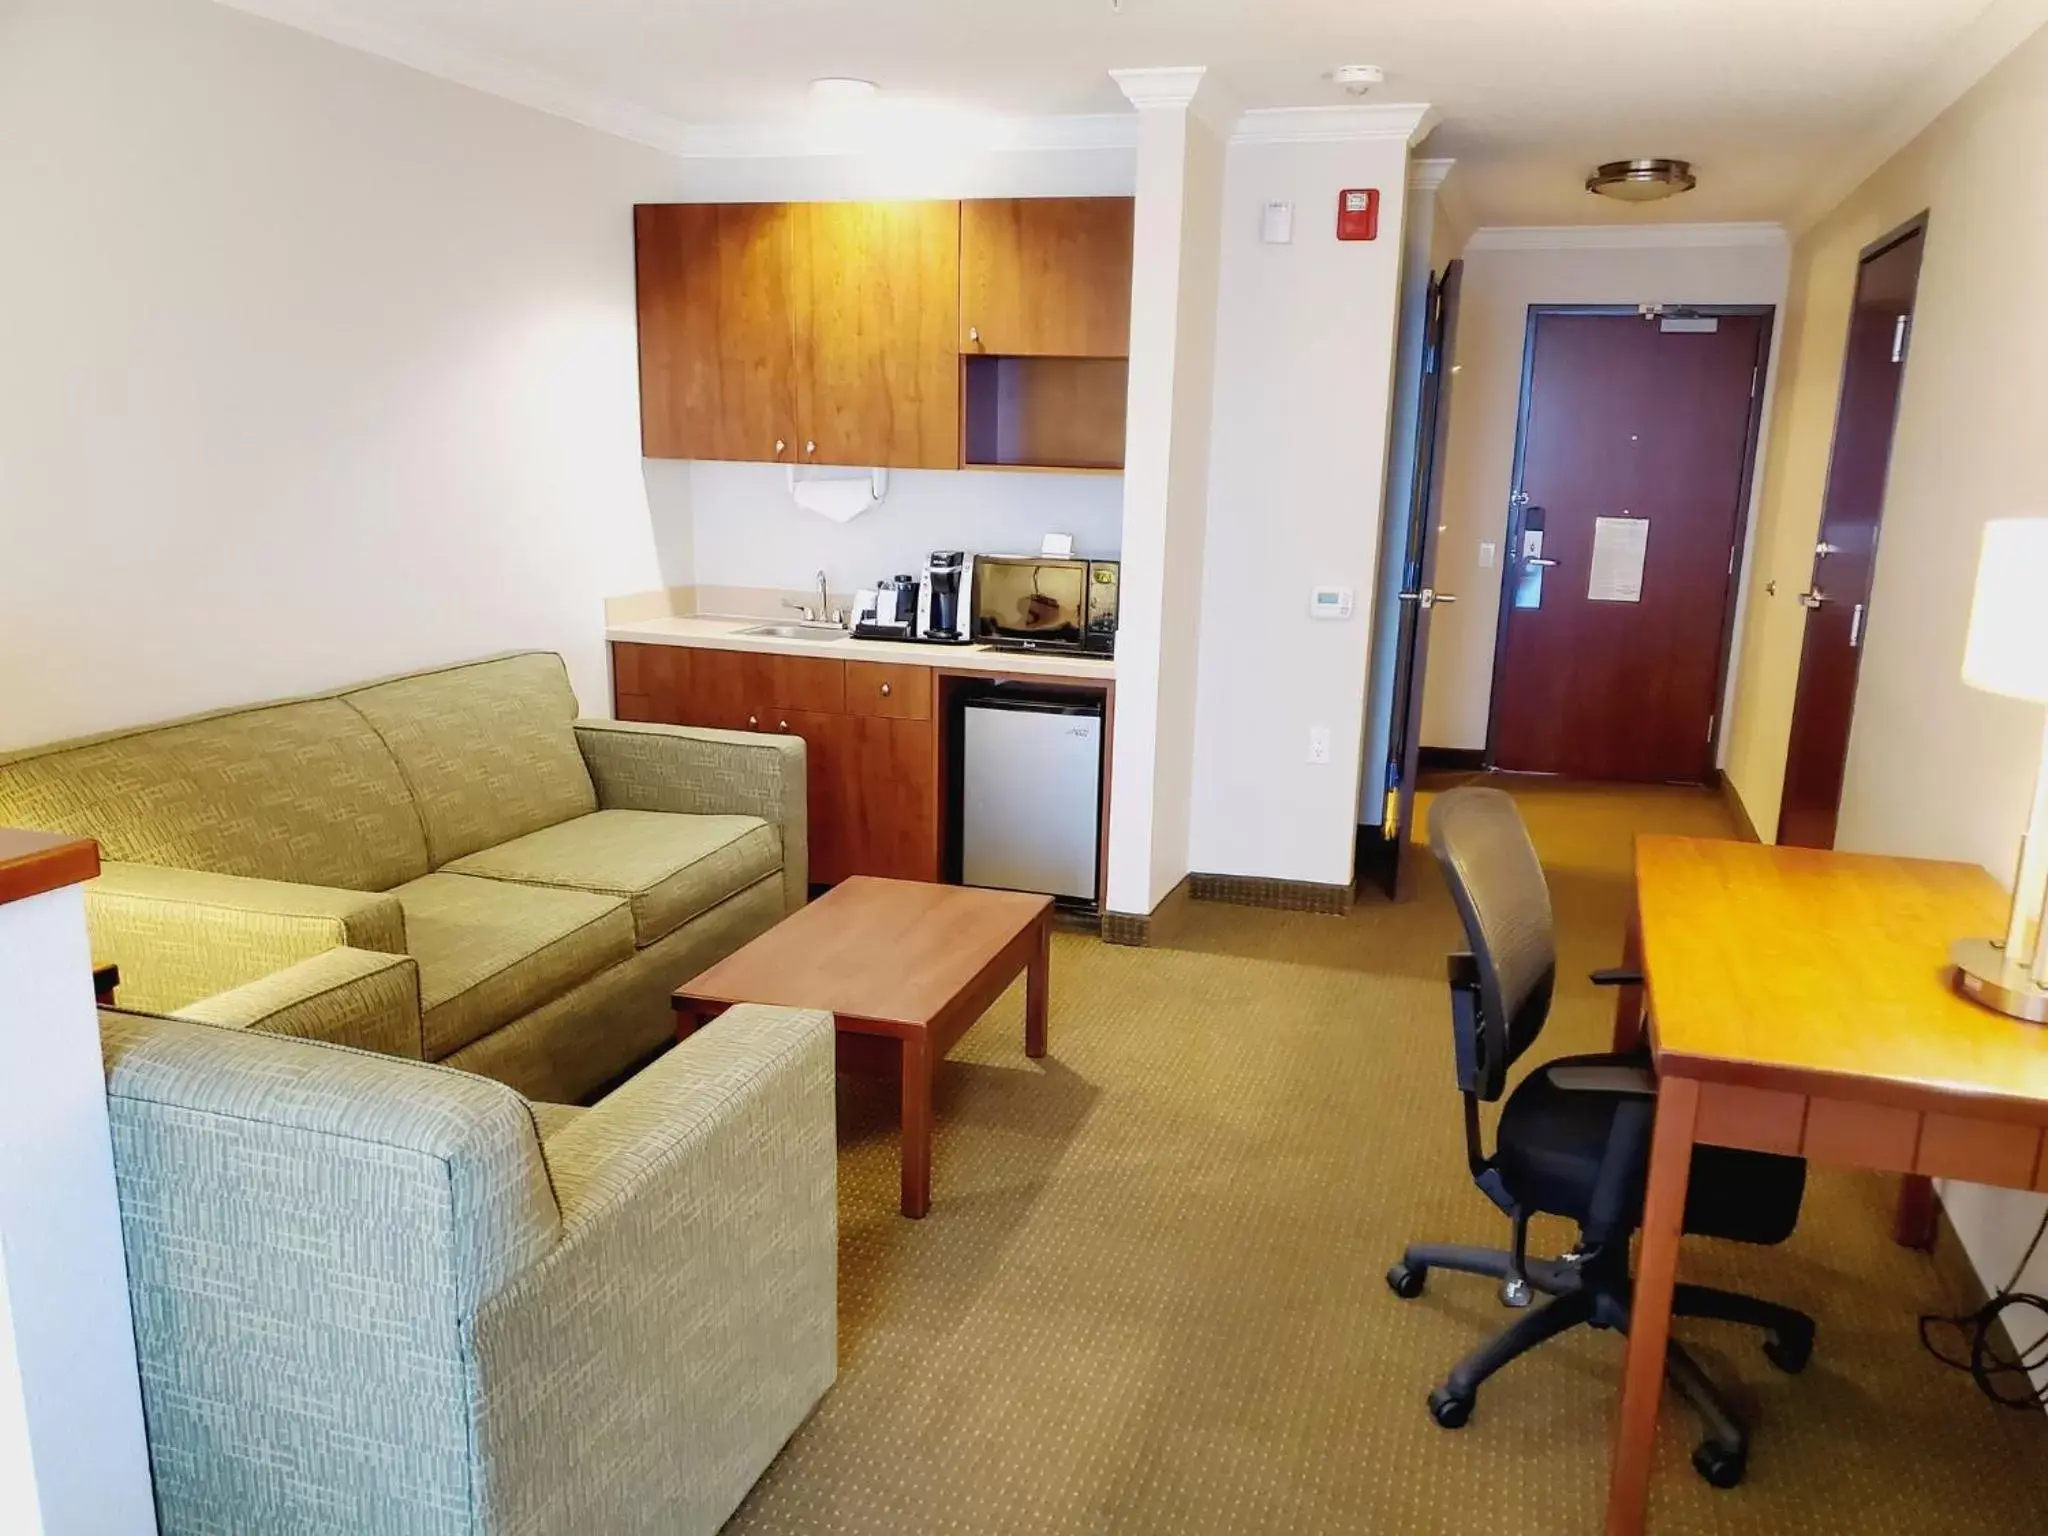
1962,519 -> 2048,704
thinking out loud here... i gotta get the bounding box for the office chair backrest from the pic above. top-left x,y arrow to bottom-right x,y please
1427,787 -> 1556,1102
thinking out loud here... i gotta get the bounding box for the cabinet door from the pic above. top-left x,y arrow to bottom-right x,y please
839,716 -> 938,883
789,201 -> 961,470
773,709 -> 853,887
635,204 -> 799,462
960,198 -> 1135,359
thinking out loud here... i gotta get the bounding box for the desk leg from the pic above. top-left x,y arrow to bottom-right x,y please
1612,907 -> 1647,1053
900,1032 -> 934,1220
1893,1175 -> 1939,1250
1025,912 -> 1051,1060
1607,1075 -> 1699,1536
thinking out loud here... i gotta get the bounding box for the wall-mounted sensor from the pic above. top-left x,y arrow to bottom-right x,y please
1310,586 -> 1354,620
1332,65 -> 1384,96
1261,201 -> 1295,245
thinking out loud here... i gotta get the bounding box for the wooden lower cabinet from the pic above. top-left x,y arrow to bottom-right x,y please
611,643 -> 937,885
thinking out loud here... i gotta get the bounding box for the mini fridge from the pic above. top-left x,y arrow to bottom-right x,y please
960,691 -> 1104,906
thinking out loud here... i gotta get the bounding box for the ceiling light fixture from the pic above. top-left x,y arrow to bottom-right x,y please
1331,64 -> 1384,97
1586,158 -> 1698,202
809,77 -> 879,105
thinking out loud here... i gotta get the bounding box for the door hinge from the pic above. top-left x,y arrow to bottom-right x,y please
1707,713 -> 1717,743
1727,546 -> 1736,576
1892,314 -> 1911,364
1751,365 -> 1760,397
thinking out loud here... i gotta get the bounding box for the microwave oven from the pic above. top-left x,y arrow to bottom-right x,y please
970,556 -> 1119,655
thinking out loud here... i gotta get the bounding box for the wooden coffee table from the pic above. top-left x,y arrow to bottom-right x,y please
672,877 -> 1054,1218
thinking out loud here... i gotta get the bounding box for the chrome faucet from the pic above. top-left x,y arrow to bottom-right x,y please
781,570 -> 846,627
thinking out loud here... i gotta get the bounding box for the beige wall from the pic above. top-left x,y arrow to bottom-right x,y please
1721,20 -> 2048,1383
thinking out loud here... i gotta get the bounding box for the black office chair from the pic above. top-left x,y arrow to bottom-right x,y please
1387,787 -> 1813,1489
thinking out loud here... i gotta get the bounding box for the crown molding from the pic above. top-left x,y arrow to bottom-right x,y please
1465,221 -> 1789,252
669,113 -> 1139,160
1786,0 -> 2048,233
1231,104 -> 1436,146
1407,157 -> 1456,192
1109,66 -> 1209,111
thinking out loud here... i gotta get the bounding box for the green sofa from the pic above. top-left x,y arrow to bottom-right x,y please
0,652 -> 807,1103
101,1000 -> 838,1535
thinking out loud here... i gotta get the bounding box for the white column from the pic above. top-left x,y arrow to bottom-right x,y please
1105,65 -> 1228,918
0,844 -> 156,1535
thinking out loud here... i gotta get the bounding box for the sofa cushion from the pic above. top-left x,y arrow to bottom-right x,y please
395,874 -> 633,1061
0,699 -> 429,892
343,654 -> 598,868
443,810 -> 781,948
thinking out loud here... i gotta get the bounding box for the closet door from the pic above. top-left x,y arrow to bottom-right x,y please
961,197 -> 1135,358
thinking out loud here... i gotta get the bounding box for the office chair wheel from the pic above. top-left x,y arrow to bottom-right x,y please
1386,1262 -> 1426,1300
1427,1386 -> 1473,1429
1691,1441 -> 1746,1490
1762,1322 -> 1814,1375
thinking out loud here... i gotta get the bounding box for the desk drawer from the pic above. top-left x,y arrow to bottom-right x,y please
845,661 -> 930,719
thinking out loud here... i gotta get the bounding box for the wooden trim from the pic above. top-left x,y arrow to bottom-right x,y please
1417,746 -> 1487,773
1189,872 -> 1352,916
0,829 -> 99,906
1716,771 -> 1761,842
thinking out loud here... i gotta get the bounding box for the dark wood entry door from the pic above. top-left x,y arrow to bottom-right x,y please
1490,311 -> 1769,782
1776,224 -> 1927,848
1383,260 -> 1464,897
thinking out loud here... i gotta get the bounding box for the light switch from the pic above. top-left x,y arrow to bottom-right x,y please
1479,541 -> 1498,569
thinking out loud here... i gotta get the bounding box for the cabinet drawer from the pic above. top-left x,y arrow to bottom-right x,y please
844,661 -> 930,719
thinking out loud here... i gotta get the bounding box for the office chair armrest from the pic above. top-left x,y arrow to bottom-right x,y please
1589,967 -> 1645,988
1547,1063 -> 1657,1097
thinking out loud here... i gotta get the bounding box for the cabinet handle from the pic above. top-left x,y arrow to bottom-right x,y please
778,719 -> 789,731
775,439 -> 785,455
880,683 -> 892,697
968,325 -> 980,345
805,440 -> 816,457
747,715 -> 758,728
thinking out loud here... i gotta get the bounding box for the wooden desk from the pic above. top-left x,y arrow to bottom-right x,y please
1607,836 -> 2048,1536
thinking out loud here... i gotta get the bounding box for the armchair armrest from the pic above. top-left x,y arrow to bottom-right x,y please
87,862 -> 407,1012
469,1005 -> 837,1527
171,947 -> 423,1059
574,719 -> 808,909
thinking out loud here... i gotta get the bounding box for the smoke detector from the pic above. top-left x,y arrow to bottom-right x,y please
1331,65 -> 1384,97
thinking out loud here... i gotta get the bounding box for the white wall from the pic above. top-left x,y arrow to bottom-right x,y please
0,0 -> 719,746
1720,20 -> 2048,1384
1418,231 -> 1791,753
676,465 -> 1124,600
1186,133 -> 1412,885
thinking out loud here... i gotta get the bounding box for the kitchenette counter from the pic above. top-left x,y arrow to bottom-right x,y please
606,615 -> 1116,681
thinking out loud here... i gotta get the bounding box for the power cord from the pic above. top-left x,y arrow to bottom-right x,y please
1918,1207 -> 2048,1410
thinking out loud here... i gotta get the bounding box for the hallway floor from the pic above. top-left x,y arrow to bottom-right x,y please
722,777 -> 2048,1534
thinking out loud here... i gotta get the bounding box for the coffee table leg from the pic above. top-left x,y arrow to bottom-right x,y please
1025,912 -> 1050,1060
900,1032 -> 933,1219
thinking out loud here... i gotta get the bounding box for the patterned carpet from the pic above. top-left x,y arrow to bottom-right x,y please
721,778 -> 2048,1534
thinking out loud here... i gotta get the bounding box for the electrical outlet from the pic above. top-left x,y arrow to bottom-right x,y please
1308,726 -> 1332,764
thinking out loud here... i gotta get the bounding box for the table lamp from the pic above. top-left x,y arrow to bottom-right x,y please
1952,518 -> 2048,1023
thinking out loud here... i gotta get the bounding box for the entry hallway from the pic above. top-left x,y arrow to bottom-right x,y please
724,778 -> 2048,1535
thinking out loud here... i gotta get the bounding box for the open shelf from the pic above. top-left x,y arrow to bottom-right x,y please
962,355 -> 1128,472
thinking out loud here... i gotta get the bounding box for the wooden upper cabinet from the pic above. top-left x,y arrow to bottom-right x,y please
634,204 -> 799,462
788,201 -> 961,470
960,197 -> 1135,359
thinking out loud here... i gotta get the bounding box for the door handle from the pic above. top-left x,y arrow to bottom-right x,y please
1399,589 -> 1458,609
1796,590 -> 1827,610
1526,557 -> 1558,569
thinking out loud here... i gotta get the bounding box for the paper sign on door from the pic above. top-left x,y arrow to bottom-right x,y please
1588,517 -> 1650,603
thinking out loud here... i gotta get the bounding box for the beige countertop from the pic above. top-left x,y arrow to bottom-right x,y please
606,615 -> 1116,682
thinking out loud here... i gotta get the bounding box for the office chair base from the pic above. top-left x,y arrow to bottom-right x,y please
1388,1244 -> 1581,1302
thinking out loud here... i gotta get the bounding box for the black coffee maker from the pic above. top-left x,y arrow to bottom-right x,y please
916,551 -> 973,643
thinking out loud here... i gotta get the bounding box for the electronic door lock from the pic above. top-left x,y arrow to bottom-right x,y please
1796,590 -> 1827,610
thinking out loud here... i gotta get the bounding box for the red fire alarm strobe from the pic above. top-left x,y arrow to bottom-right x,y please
1337,188 -> 1380,241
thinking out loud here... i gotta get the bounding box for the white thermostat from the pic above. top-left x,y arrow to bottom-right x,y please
1310,586 -> 1354,620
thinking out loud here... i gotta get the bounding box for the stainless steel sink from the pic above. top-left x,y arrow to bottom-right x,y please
736,623 -> 848,642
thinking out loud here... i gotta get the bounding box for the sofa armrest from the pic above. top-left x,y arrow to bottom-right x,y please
171,948 -> 424,1059
87,863 -> 407,1013
574,719 -> 808,910
468,1005 -> 836,1529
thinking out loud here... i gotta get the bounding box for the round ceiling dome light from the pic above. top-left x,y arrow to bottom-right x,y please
809,77 -> 879,104
1586,158 -> 1698,202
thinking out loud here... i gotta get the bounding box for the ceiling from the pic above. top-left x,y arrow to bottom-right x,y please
224,0 -> 2026,226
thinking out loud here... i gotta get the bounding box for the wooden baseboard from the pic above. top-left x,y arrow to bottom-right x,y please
1189,872 -> 1352,916
1101,875 -> 1194,947
1715,771 -> 1762,843
1418,746 -> 1487,773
